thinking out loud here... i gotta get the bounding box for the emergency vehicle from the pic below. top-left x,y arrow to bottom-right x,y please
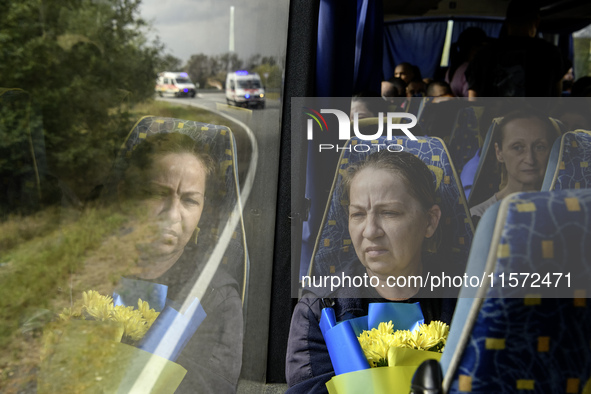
225,71 -> 265,109
155,72 -> 197,98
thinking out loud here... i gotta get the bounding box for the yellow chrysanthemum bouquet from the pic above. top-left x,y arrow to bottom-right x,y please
38,279 -> 206,394
56,290 -> 160,343
320,302 -> 449,394
358,320 -> 449,367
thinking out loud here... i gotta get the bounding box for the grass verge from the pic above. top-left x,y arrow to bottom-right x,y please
0,208 -> 127,346
130,99 -> 239,128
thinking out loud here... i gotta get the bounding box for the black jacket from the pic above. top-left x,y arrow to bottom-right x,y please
148,250 -> 243,394
285,263 -> 456,394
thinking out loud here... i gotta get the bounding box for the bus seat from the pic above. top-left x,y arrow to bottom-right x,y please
440,189 -> 591,393
467,117 -> 501,208
103,116 -> 249,305
307,136 -> 473,293
459,148 -> 480,200
542,130 -> 591,191
416,96 -> 435,127
404,96 -> 423,117
418,98 -> 472,143
448,106 -> 485,175
468,117 -> 562,208
540,135 -> 563,191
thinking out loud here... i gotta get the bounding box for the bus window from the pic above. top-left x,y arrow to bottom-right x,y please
574,25 -> 591,81
1,0 -> 288,392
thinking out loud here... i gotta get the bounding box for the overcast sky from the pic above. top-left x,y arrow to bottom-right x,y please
140,0 -> 290,63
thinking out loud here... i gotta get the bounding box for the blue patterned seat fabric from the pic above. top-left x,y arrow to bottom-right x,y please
308,136 -> 473,294
546,130 -> 591,191
444,189 -> 591,393
105,116 -> 248,302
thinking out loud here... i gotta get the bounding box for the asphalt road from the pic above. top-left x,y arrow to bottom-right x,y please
158,90 -> 281,112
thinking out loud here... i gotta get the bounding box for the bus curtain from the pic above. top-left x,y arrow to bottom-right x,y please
301,0 -> 384,277
383,19 -> 447,80
315,0 -> 383,96
383,17 -> 504,80
450,17 -> 503,43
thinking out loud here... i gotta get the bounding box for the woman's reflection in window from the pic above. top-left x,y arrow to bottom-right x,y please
119,132 -> 243,394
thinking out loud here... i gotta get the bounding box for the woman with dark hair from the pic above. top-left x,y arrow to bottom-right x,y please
470,110 -> 556,219
118,132 -> 243,394
285,150 -> 456,393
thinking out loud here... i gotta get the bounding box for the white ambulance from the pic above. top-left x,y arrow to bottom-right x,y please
225,71 -> 265,109
155,72 -> 197,98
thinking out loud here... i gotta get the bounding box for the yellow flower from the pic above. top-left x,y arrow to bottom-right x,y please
358,320 -> 450,367
137,299 -> 160,328
111,305 -> 148,342
417,321 -> 449,352
407,329 -> 440,351
420,321 -> 449,343
392,329 -> 413,348
57,290 -> 160,343
82,291 -> 114,320
358,321 -> 397,367
376,320 -> 394,336
59,307 -> 82,321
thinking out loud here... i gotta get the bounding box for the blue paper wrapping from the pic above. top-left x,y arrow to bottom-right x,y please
320,302 -> 426,376
320,309 -> 370,375
319,308 -> 337,335
367,303 -> 424,332
347,315 -> 368,337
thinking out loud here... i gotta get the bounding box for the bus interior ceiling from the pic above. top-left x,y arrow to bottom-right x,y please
382,0 -> 591,21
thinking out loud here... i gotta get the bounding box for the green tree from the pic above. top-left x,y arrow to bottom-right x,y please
217,52 -> 243,73
245,53 -> 262,69
157,54 -> 184,72
254,63 -> 283,90
261,56 -> 277,67
0,0 -> 162,202
185,53 -> 212,88
185,53 -> 244,89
